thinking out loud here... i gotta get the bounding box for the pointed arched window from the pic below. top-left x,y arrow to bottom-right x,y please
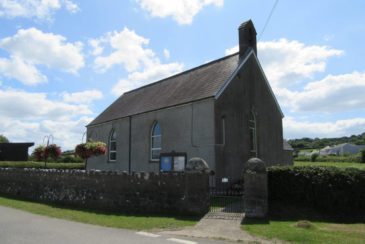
109,129 -> 117,161
150,122 -> 161,161
249,111 -> 257,157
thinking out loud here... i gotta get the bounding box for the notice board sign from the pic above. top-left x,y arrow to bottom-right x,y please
160,155 -> 173,171
159,152 -> 187,172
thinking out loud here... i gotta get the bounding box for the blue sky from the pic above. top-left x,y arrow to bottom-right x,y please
0,0 -> 364,149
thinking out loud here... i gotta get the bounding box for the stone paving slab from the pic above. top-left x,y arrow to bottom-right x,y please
159,213 -> 274,243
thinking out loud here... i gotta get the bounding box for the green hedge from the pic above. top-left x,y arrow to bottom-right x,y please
295,154 -> 361,163
268,166 -> 365,213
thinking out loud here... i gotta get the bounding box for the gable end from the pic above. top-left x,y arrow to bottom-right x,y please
214,49 -> 284,118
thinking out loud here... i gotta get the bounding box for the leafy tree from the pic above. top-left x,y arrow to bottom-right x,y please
311,153 -> 319,162
361,149 -> 365,163
288,132 -> 365,150
0,134 -> 9,143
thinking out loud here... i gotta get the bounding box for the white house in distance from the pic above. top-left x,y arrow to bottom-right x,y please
319,143 -> 365,156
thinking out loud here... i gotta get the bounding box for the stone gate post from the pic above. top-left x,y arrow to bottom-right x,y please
243,158 -> 268,218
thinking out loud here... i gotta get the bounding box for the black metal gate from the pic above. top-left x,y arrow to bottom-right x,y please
208,176 -> 244,219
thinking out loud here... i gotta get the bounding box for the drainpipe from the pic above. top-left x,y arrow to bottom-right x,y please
128,116 -> 132,174
190,103 -> 198,148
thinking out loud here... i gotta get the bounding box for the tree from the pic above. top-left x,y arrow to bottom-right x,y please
0,135 -> 9,143
361,149 -> 365,164
311,152 -> 319,162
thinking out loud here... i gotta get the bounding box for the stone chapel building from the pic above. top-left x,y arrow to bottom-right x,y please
86,20 -> 292,182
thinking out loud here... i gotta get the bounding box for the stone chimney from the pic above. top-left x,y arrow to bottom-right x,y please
238,20 -> 257,58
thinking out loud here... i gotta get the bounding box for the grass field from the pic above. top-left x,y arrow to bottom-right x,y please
0,161 -> 85,169
294,161 -> 365,169
0,195 -> 198,230
243,204 -> 365,243
243,219 -> 365,243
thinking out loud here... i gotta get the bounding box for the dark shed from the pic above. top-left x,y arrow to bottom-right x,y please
0,143 -> 34,161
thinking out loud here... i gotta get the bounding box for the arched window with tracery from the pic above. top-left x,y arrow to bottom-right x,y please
249,111 -> 257,157
109,129 -> 117,161
150,122 -> 161,161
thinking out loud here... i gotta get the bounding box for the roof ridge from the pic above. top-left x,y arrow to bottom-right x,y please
123,52 -> 239,95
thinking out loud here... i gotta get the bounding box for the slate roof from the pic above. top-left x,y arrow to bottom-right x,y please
88,53 -> 240,126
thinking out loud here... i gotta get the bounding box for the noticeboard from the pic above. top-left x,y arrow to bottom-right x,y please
159,152 -> 187,172
160,155 -> 173,171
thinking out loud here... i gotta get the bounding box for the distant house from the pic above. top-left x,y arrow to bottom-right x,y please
86,20 -> 292,182
283,140 -> 294,164
320,143 -> 365,156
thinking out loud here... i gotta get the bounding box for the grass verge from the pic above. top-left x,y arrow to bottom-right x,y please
0,161 -> 85,169
242,203 -> 365,243
294,161 -> 365,169
0,195 -> 198,230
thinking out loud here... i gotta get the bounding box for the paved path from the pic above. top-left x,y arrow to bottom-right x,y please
160,212 -> 273,243
0,206 -> 227,244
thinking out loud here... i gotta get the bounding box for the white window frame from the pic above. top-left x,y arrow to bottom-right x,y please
109,129 -> 117,162
150,122 -> 162,161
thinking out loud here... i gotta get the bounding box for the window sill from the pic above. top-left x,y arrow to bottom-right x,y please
149,160 -> 159,163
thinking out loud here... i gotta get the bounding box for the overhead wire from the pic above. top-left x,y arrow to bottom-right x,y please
258,0 -> 279,41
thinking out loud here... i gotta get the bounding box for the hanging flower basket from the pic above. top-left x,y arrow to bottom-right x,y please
44,144 -> 62,160
32,144 -> 61,162
75,141 -> 106,160
32,145 -> 46,162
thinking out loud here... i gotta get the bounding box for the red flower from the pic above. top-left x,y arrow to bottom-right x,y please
44,144 -> 62,160
32,145 -> 45,161
75,141 -> 106,160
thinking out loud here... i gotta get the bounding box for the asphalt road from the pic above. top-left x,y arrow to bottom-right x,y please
0,206 -> 228,244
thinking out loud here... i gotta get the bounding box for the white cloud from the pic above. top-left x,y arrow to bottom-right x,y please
62,90 -> 103,104
0,28 -> 85,85
136,0 -> 224,25
0,27 -> 84,74
224,45 -> 238,55
258,39 -> 343,87
92,27 -> 155,73
91,27 -> 184,95
0,0 -> 79,20
63,0 -> 79,13
0,88 -> 99,150
287,72 -> 365,112
226,39 -> 343,87
0,88 -> 92,119
163,48 -> 170,59
0,55 -> 47,85
0,115 -> 92,150
38,116 -> 92,149
284,117 -> 365,139
89,39 -> 103,56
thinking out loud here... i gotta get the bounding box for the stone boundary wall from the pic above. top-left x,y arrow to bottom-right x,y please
0,168 -> 209,215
